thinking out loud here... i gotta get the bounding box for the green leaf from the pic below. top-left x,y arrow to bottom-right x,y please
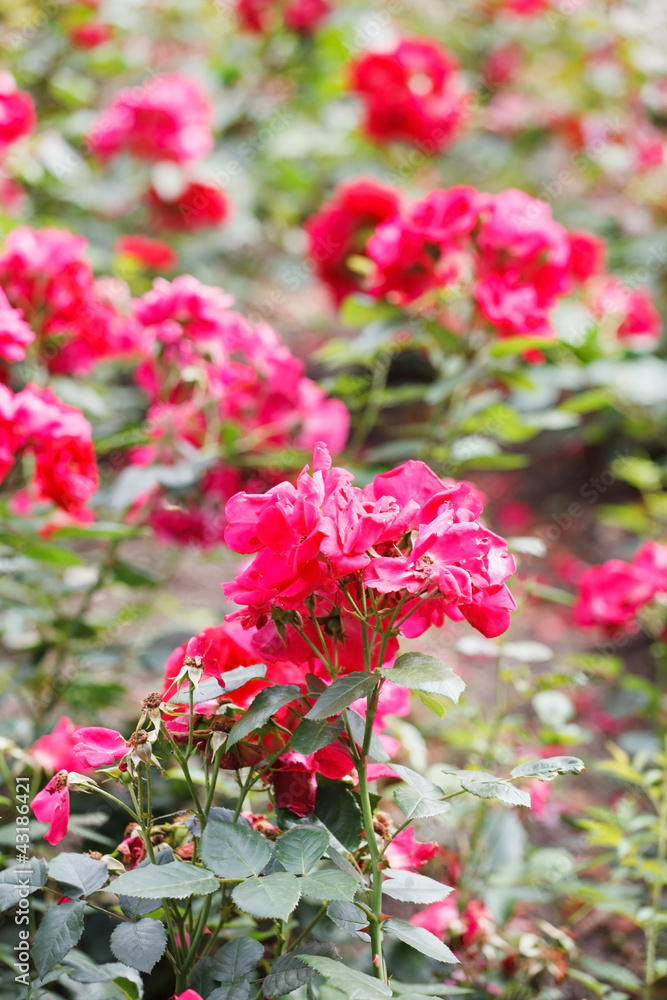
53,522 -> 139,539
314,778 -> 363,851
112,863 -> 219,898
339,296 -> 398,329
65,953 -> 143,993
221,664 -> 269,693
22,540 -> 83,566
188,957 -> 217,997
452,770 -> 531,807
299,955 -> 392,998
0,858 -> 47,911
200,819 -> 273,879
209,936 -> 264,983
48,853 -> 108,899
111,559 -> 158,588
490,336 -> 557,358
414,692 -> 449,719
346,710 -> 390,762
394,994 -> 460,999
380,654 -> 465,703
291,718 -> 344,754
391,984 -> 471,996
110,918 -> 167,973
275,827 -> 329,875
461,453 -> 529,471
578,955 -> 643,991
382,870 -> 453,905
327,845 -> 364,884
167,665 -> 268,705
300,868 -> 358,902
383,919 -> 458,965
209,984 -> 251,1000
327,900 -> 369,937
559,387 -> 612,414
263,942 -> 335,997
226,684 -> 302,749
33,900 -> 85,978
232,873 -> 301,921
113,977 -> 142,1000
305,674 -> 378,721
119,895 -> 161,919
53,617 -> 98,639
391,764 -> 450,820
509,756 -> 586,781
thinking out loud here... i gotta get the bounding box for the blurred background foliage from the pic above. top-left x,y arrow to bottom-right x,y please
0,0 -> 667,997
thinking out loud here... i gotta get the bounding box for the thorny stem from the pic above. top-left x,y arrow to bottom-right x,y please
161,721 -> 203,817
377,815 -> 413,861
357,752 -> 387,984
202,741 -> 227,818
187,680 -> 195,757
356,618 -> 388,985
136,763 -> 182,977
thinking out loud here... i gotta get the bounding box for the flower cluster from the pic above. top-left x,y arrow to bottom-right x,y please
90,73 -> 213,164
0,286 -> 34,363
0,71 -> 35,156
145,179 -> 229,232
128,276 -> 349,546
306,179 -> 663,348
0,226 -> 140,375
501,0 -> 550,14
68,21 -> 113,49
305,178 -> 400,306
89,74 -> 229,232
574,541 -> 667,630
114,234 -> 178,271
235,0 -> 331,34
592,279 -> 663,347
0,383 -> 98,513
349,38 -> 468,151
223,443 -> 516,643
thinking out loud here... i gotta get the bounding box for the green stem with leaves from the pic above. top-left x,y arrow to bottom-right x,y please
161,722 -> 203,818
645,740 -> 667,1000
357,751 -> 387,984
135,763 -> 182,979
354,670 -> 387,984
